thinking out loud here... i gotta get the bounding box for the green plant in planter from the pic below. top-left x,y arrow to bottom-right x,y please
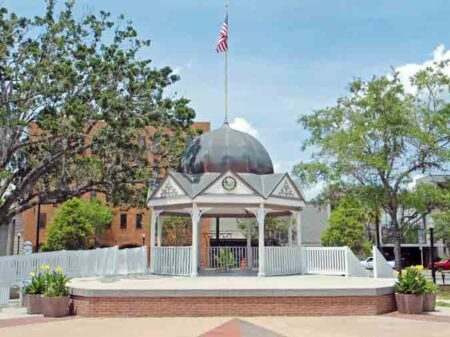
394,266 -> 427,295
43,268 -> 71,297
424,280 -> 438,294
24,272 -> 46,295
216,248 -> 236,270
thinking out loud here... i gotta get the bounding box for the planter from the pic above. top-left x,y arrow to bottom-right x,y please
26,294 -> 43,314
395,293 -> 424,314
423,293 -> 436,312
41,296 -> 70,318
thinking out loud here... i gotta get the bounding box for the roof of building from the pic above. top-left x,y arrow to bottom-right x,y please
178,124 -> 274,175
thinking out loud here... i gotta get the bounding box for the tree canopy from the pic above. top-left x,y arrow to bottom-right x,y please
43,197 -> 114,251
294,63 -> 450,268
321,195 -> 371,256
0,0 -> 196,226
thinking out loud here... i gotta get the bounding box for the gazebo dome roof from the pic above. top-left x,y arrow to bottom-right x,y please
179,123 -> 274,175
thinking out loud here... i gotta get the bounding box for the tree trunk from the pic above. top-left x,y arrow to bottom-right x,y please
392,220 -> 403,271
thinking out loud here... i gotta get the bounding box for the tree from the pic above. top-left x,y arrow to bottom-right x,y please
162,216 -> 192,246
434,211 -> 450,252
0,1 -> 196,229
237,217 -> 290,246
294,64 -> 450,269
43,197 -> 113,251
321,195 -> 371,256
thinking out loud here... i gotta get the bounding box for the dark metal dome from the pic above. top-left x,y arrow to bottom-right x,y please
179,124 -> 274,175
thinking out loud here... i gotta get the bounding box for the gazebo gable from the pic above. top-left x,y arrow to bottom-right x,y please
151,174 -> 189,199
268,174 -> 305,201
197,170 -> 261,197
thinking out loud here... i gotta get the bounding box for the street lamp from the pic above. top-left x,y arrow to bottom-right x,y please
142,233 -> 146,246
429,224 -> 436,284
16,233 -> 21,255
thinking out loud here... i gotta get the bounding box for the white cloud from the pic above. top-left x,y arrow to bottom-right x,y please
229,117 -> 259,138
394,44 -> 450,93
302,181 -> 325,201
273,162 -> 281,173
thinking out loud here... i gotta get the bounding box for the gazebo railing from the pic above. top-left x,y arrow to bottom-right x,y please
303,247 -> 347,275
152,246 -> 192,276
265,246 -> 303,275
203,246 -> 258,269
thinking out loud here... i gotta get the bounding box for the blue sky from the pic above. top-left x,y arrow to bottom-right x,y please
4,0 -> 450,198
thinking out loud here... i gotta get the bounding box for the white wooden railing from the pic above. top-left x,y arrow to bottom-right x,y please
203,246 -> 258,269
152,246 -> 192,276
0,246 -> 147,307
265,246 -> 302,275
373,246 -> 396,278
0,246 -> 147,286
303,247 -> 347,275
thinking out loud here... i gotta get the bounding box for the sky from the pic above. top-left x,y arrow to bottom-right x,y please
4,0 -> 450,199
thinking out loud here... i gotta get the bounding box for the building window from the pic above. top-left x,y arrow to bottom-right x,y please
120,213 -> 127,229
136,214 -> 143,229
38,213 -> 47,229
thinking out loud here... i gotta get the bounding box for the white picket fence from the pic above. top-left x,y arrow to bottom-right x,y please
265,246 -> 303,275
152,246 -> 192,276
373,246 -> 396,278
204,246 -> 258,270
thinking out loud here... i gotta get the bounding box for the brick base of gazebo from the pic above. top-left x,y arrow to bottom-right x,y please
72,294 -> 396,317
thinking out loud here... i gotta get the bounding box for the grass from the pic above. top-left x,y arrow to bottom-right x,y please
437,285 -> 450,301
437,301 -> 450,308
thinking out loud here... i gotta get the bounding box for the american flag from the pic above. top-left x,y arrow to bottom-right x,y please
216,13 -> 228,53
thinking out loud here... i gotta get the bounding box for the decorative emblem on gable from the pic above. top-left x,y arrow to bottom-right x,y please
222,176 -> 237,191
276,180 -> 296,198
160,180 -> 179,198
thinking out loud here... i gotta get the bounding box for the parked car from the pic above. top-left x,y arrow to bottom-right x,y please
430,258 -> 450,271
360,257 -> 395,269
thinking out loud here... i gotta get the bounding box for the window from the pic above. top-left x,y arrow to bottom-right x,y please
136,214 -> 143,229
120,214 -> 127,229
38,213 -> 47,229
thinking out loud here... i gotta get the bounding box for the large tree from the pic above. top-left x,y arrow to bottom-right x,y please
294,63 -> 450,269
0,1 -> 196,228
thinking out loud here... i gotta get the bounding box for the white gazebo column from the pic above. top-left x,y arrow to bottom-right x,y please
189,205 -> 208,277
296,209 -> 302,247
149,208 -> 161,273
247,222 -> 253,269
256,206 -> 267,277
288,213 -> 293,246
157,215 -> 163,246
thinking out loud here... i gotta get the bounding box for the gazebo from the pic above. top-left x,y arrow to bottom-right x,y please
147,123 -> 306,277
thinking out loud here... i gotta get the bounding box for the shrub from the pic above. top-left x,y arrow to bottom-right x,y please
394,266 -> 427,295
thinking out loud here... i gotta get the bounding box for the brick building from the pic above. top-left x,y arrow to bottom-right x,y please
14,122 -> 211,253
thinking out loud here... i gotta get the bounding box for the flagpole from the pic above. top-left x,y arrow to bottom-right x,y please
224,49 -> 228,124
224,6 -> 228,125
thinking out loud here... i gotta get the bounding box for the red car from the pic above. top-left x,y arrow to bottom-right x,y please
433,258 -> 450,271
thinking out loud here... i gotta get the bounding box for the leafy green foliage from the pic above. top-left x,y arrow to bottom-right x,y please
43,268 -> 70,297
0,0 -> 196,226
321,195 -> 371,256
162,216 -> 192,246
294,63 -> 450,268
42,198 -> 113,251
215,248 -> 236,270
24,272 -> 46,295
394,266 -> 427,295
434,211 -> 450,251
424,280 -> 438,294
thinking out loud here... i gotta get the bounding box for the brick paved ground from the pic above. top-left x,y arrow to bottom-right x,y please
0,313 -> 448,337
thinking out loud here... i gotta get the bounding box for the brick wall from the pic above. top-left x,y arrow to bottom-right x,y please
72,294 -> 396,317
